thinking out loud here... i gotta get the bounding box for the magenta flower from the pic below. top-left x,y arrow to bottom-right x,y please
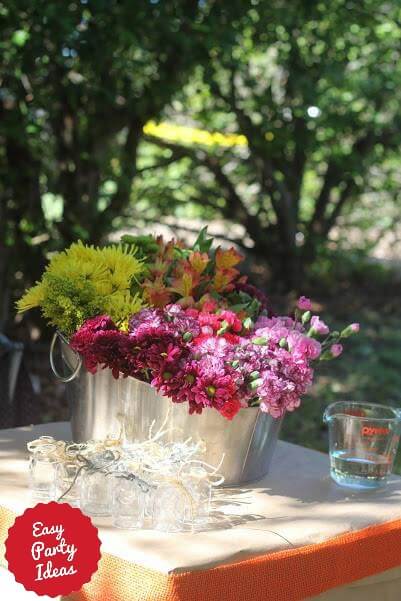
70,315 -> 123,376
297,296 -> 312,311
69,288 -> 355,420
192,335 -> 231,358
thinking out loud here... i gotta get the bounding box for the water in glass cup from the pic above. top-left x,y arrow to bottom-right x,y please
324,401 -> 401,490
330,450 -> 392,489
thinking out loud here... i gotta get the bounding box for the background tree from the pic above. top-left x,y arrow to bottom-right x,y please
0,0 -> 245,330
136,0 -> 401,287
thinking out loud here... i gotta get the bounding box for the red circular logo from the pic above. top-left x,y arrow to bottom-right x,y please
5,502 -> 101,597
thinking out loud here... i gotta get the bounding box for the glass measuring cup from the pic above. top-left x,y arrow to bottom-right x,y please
323,401 -> 401,489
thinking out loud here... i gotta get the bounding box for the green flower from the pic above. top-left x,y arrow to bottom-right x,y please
17,241 -> 146,336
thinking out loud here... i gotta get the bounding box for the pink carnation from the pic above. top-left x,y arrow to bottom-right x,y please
310,316 -> 329,336
297,296 -> 312,311
331,343 -> 343,358
287,331 -> 321,360
68,285 -> 350,421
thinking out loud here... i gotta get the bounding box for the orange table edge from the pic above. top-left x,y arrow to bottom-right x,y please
1,505 -> 401,601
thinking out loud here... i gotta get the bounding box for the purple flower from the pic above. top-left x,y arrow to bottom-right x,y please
192,335 -> 231,358
68,291 -> 348,421
129,305 -> 200,340
165,304 -> 201,338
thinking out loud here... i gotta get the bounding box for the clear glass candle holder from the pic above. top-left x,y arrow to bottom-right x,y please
28,443 -> 58,501
80,470 -> 113,517
55,461 -> 81,507
112,475 -> 146,529
79,451 -> 117,517
182,466 -> 212,526
152,480 -> 194,532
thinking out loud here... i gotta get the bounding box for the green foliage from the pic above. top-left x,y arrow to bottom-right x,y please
17,242 -> 145,335
307,247 -> 393,294
0,0 -> 247,330
120,235 -> 160,262
135,0 -> 401,288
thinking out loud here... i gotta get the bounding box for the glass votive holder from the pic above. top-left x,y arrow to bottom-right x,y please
112,475 -> 145,529
182,466 -> 212,526
28,443 -> 58,501
79,451 -> 117,517
55,461 -> 81,507
152,480 -> 194,532
80,470 -> 113,517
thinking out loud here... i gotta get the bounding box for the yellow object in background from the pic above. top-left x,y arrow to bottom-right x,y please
143,120 -> 248,148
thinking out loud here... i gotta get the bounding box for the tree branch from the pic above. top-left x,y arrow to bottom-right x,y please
323,179 -> 357,237
136,154 -> 187,174
144,135 -> 270,249
103,118 -> 142,221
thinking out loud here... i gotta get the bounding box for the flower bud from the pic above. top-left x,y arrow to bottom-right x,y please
217,320 -> 229,335
297,296 -> 312,311
279,337 -> 288,348
252,336 -> 268,345
330,343 -> 343,358
301,311 -> 311,325
249,378 -> 263,390
183,331 -> 193,342
340,323 -> 360,338
250,370 -> 260,380
242,317 -> 253,330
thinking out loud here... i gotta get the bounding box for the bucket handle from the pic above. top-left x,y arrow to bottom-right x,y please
49,331 -> 82,383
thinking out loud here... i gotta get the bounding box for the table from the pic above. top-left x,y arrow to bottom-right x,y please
1,422 -> 401,600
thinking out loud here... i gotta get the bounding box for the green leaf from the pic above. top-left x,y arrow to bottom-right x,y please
193,226 -> 213,253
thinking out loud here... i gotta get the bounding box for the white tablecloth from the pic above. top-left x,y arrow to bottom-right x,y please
1,422 -> 401,600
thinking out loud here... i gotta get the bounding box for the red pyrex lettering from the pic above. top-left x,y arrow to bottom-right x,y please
361,426 -> 390,437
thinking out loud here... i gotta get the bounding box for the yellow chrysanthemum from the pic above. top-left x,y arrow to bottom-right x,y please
17,241 -> 146,336
103,291 -> 145,331
16,283 -> 45,312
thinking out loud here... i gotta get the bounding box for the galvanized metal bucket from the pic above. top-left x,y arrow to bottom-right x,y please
50,332 -> 282,486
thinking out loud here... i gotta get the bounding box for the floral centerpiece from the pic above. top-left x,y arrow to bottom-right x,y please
18,229 -> 359,422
